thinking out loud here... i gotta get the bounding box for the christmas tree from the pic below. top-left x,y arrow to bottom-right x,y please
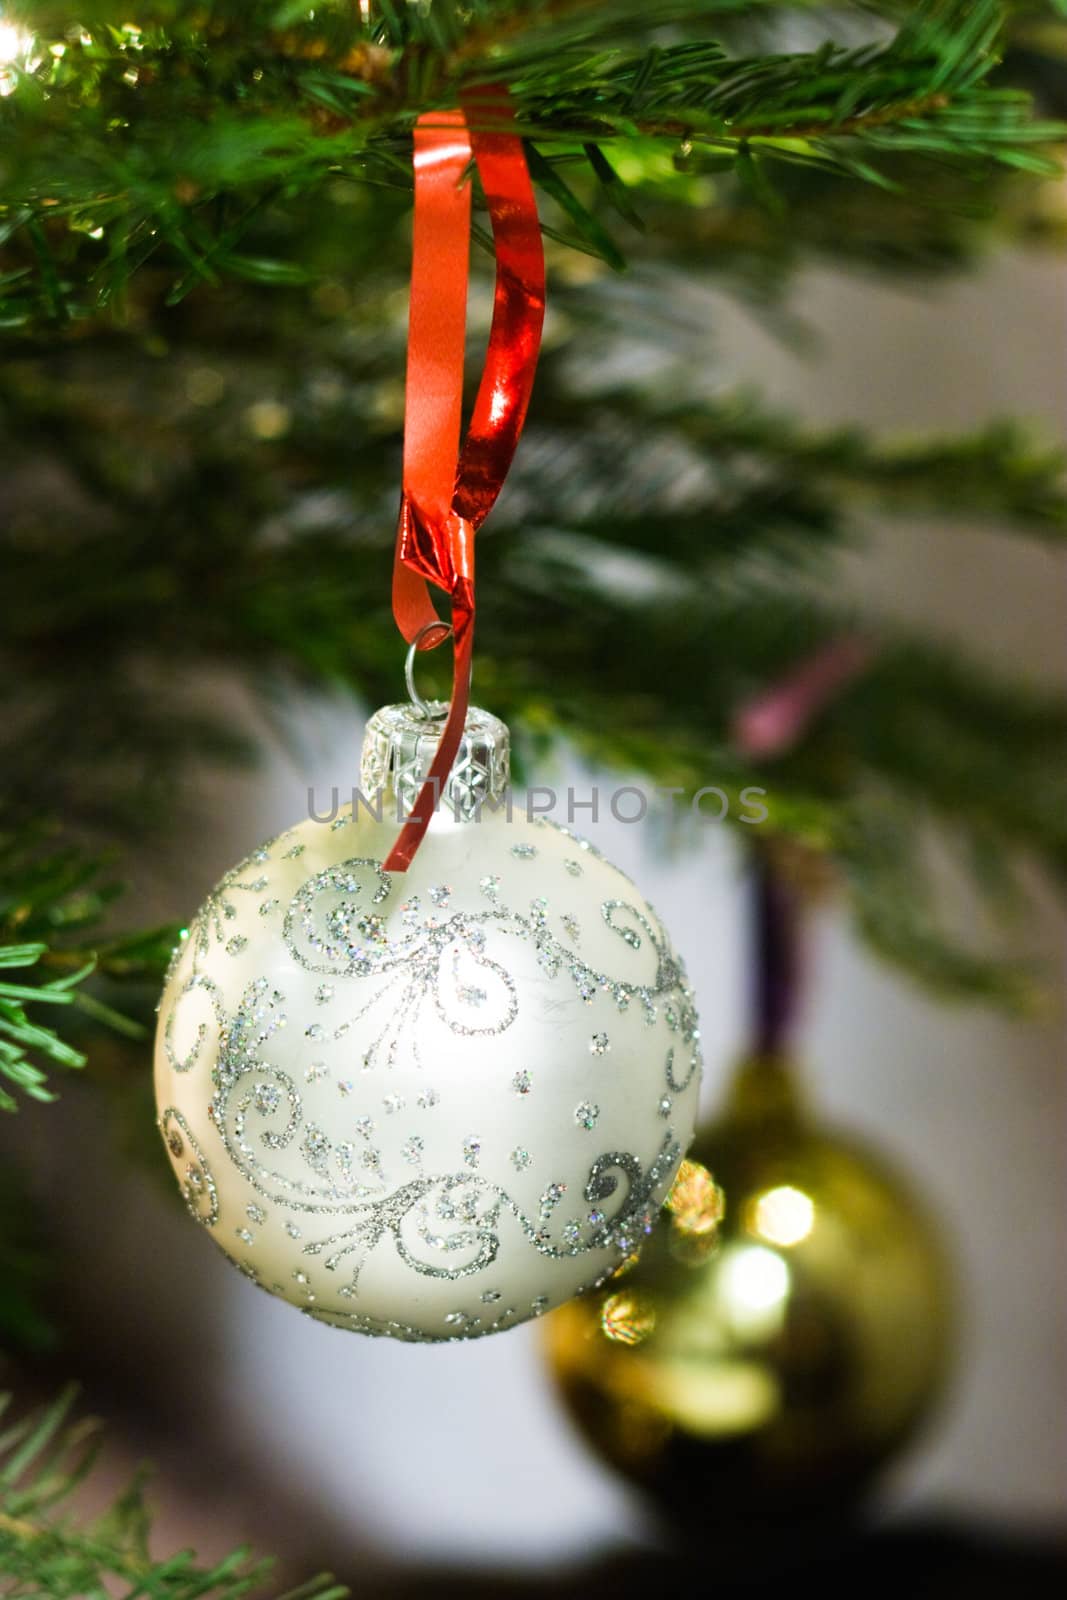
1,1 -> 1065,1592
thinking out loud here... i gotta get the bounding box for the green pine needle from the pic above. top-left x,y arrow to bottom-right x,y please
0,831 -> 180,1110
0,1390 -> 348,1599
0,0 -> 1062,321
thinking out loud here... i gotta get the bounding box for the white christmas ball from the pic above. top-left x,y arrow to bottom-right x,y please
154,704 -> 702,1342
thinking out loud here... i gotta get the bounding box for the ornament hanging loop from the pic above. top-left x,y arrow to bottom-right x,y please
384,84 -> 544,874
405,622 -> 453,720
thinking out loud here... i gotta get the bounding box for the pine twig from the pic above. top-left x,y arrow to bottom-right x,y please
0,1390 -> 348,1599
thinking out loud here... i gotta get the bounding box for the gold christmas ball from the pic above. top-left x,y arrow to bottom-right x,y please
544,1054 -> 954,1528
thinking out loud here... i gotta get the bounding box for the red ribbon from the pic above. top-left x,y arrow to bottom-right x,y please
384,85 -> 544,872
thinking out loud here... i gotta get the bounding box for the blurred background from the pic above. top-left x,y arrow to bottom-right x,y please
4,242 -> 1064,1597
1,3 -> 1065,1597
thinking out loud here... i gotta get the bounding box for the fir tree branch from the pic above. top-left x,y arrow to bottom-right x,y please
0,1 -> 1062,318
0,7 -> 1063,1017
0,1389 -> 348,1599
2,298 -> 1064,1011
0,944 -> 87,1112
839,791 -> 1045,1013
0,830 -> 180,1108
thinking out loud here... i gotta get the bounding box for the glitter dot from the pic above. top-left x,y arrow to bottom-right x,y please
511,1147 -> 531,1172
417,1088 -> 440,1109
383,1094 -> 405,1114
481,1289 -> 501,1304
463,1137 -> 481,1168
305,1023 -> 325,1042
303,1127 -> 329,1162
167,1131 -> 184,1157
590,1032 -> 610,1055
337,1079 -> 353,1097
658,1095 -> 672,1117
225,935 -> 248,956
512,1070 -> 532,1095
315,984 -> 334,1004
285,1221 -> 302,1239
511,843 -> 538,859
429,884 -> 452,907
564,859 -> 583,876
575,1100 -> 600,1130
401,1136 -> 424,1164
479,874 -> 501,899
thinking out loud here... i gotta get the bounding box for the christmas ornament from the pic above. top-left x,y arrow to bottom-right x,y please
154,87 -> 701,1340
543,861 -> 952,1525
544,1054 -> 952,1522
154,696 -> 703,1341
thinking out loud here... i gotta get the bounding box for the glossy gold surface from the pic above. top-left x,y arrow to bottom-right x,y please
544,1055 -> 954,1525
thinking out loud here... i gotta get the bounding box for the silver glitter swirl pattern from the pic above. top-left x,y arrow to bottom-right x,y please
164,973 -> 227,1074
159,1107 -> 219,1228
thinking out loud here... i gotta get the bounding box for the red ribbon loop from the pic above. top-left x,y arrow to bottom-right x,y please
384,86 -> 544,872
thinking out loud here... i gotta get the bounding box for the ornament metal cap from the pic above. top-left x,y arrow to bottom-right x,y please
362,622 -> 509,819
360,700 -> 511,822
